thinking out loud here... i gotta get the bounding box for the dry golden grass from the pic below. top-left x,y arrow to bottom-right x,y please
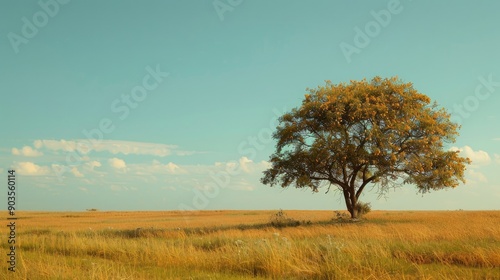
1,210 -> 499,279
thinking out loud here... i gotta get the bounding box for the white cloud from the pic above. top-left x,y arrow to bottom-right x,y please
467,169 -> 487,183
165,162 -> 186,174
236,157 -> 272,174
230,178 -> 256,191
450,146 -> 491,166
36,139 -> 78,152
495,154 -> 500,164
34,139 -> 187,157
33,140 -> 43,149
239,157 -> 254,173
71,167 -> 84,177
78,187 -> 88,192
147,160 -> 188,174
85,161 -> 102,170
110,185 -> 128,191
109,158 -> 126,169
92,140 -> 176,157
260,160 -> 272,169
12,146 -> 43,157
175,150 -> 201,156
212,157 -> 270,176
15,162 -> 50,176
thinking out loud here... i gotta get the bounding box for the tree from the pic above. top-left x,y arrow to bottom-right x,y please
261,77 -> 470,219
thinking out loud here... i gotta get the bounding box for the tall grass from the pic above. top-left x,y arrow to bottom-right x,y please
1,210 -> 499,279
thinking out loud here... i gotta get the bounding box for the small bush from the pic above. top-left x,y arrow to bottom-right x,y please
334,211 -> 350,221
269,209 -> 300,228
355,201 -> 372,217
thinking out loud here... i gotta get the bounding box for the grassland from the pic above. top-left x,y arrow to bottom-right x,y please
1,210 -> 499,279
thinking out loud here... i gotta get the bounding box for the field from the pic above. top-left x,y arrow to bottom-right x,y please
1,210 -> 499,279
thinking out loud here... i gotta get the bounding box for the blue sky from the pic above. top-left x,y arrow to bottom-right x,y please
1,0 -> 499,211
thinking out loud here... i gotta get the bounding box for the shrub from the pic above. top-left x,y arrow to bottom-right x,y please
269,209 -> 300,228
334,211 -> 350,221
355,201 -> 372,217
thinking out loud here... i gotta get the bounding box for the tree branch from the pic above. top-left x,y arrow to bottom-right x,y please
356,177 -> 375,199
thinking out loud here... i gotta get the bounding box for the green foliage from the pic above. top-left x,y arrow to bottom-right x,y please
262,77 -> 471,218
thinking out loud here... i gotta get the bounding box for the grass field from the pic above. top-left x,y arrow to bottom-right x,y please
1,210 -> 499,279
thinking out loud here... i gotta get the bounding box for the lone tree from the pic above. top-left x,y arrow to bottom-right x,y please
261,77 -> 470,219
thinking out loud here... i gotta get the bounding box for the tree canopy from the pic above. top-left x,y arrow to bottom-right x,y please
261,77 -> 470,218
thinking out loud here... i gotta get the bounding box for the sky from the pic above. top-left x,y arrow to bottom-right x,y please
1,0 -> 499,211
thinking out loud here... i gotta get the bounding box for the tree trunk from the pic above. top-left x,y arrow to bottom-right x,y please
343,189 -> 358,219
350,194 -> 358,219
